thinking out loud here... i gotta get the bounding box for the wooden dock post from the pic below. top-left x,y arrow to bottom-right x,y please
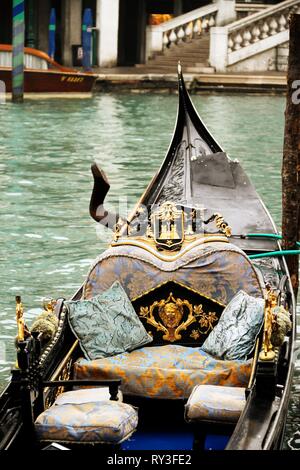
282,13 -> 300,298
12,0 -> 25,103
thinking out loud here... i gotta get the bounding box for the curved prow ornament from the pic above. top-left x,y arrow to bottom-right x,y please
89,163 -> 126,230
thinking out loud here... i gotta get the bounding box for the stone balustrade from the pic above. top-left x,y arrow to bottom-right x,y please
146,0 -> 236,60
210,0 -> 300,72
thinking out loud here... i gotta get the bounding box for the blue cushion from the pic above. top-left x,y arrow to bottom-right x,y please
35,401 -> 138,444
66,281 -> 153,360
185,385 -> 246,423
201,290 -> 264,360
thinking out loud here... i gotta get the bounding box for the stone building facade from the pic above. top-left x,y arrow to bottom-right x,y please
0,0 -> 285,68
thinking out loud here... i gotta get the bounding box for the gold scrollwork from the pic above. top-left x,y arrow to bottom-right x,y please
190,308 -> 218,339
214,213 -> 232,237
139,294 -> 218,343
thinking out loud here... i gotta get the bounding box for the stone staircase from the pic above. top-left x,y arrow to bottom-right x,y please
136,0 -> 298,74
136,34 -> 213,73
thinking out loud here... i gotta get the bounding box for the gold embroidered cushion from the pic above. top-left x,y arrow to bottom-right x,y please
73,345 -> 252,399
35,401 -> 138,444
66,281 -> 152,360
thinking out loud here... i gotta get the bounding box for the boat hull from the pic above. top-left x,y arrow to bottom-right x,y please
0,68 -> 97,93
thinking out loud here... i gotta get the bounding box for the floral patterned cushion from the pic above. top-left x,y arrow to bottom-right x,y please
201,290 -> 264,360
185,384 -> 246,423
66,281 -> 152,360
35,401 -> 138,444
73,345 -> 252,400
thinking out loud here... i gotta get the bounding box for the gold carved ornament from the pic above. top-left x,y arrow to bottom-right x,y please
259,287 -> 278,361
204,213 -> 232,238
16,296 -> 25,342
139,293 -> 218,342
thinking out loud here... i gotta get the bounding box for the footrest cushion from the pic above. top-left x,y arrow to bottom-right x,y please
35,401 -> 138,444
184,385 -> 246,424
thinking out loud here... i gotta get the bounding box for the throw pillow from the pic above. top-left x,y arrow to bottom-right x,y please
201,290 -> 264,360
66,281 -> 153,360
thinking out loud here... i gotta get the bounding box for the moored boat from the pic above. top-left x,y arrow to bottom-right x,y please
0,64 -> 296,452
0,45 -> 97,95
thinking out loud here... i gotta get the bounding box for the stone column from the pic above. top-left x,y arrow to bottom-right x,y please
214,0 -> 236,26
96,0 -> 119,67
62,0 -> 82,66
209,26 -> 228,72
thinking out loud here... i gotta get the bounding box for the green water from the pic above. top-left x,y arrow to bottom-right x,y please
0,92 -> 299,447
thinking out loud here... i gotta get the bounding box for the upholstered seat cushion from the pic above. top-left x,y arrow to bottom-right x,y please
73,345 -> 252,400
54,387 -> 123,406
35,401 -> 138,444
185,385 -> 246,423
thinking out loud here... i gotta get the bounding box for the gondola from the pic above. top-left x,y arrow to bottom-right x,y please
0,63 -> 296,452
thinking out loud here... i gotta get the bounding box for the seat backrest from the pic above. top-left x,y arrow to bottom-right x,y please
83,241 -> 263,346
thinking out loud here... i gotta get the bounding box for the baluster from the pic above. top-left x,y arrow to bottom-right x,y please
185,22 -> 193,41
169,29 -> 177,47
251,25 -> 261,43
278,14 -> 287,32
261,21 -> 269,39
193,19 -> 200,38
208,15 -> 215,28
177,26 -> 185,43
233,32 -> 243,50
163,32 -> 169,49
202,17 -> 209,31
228,36 -> 234,53
269,18 -> 278,35
243,29 -> 252,47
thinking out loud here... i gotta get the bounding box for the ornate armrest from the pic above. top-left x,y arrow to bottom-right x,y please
42,379 -> 122,401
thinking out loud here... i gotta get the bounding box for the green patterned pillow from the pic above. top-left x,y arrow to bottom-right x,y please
66,281 -> 153,360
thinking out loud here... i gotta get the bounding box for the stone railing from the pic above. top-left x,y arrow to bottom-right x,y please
210,0 -> 300,72
235,2 -> 269,20
146,0 -> 236,60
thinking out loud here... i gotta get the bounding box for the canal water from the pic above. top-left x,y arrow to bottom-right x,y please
0,92 -> 299,448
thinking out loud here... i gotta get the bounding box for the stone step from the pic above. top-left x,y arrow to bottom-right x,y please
186,66 -> 215,73
160,44 -> 209,56
149,55 -> 209,63
142,32 -> 211,72
160,51 -> 209,58
137,58 -> 209,67
135,64 -> 206,72
165,40 -> 210,49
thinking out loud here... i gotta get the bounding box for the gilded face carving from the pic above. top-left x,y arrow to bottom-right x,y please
159,302 -> 183,329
